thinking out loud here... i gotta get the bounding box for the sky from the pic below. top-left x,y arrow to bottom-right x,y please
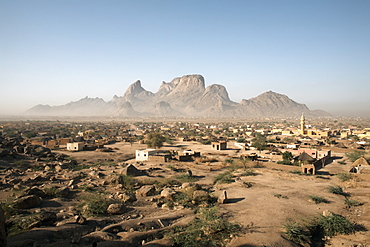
1,0 -> 370,117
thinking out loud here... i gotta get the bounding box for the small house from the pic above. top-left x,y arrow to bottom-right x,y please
67,142 -> 84,151
136,149 -> 157,161
211,141 -> 227,151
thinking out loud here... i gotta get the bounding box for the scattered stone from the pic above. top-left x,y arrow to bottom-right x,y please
107,203 -> 126,214
160,188 -> 175,199
28,212 -> 57,228
118,193 -> 137,203
323,210 -> 333,217
23,186 -> 47,198
186,169 -> 193,177
13,195 -> 42,209
136,185 -> 155,197
218,190 -> 228,204
157,219 -> 169,228
67,179 -> 75,187
75,214 -> 86,224
56,186 -> 70,198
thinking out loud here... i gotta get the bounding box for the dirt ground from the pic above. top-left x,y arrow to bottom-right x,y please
2,140 -> 370,246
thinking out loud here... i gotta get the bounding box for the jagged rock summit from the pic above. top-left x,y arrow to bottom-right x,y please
25,74 -> 330,118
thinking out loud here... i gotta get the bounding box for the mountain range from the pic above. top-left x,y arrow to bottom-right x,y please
25,74 -> 330,118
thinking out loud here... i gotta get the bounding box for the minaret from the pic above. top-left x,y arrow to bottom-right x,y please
300,113 -> 305,135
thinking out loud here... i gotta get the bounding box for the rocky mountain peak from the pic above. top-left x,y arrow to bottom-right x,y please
168,74 -> 205,94
124,80 -> 145,96
24,75 -> 330,118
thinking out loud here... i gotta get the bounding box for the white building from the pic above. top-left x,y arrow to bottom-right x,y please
135,149 -> 156,161
67,142 -> 84,151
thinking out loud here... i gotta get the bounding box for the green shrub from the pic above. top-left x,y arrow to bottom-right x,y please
214,171 -> 234,184
283,213 -> 357,245
80,193 -> 112,217
317,213 -> 356,237
153,178 -> 182,190
283,221 -> 310,244
277,160 -> 293,166
336,173 -> 352,182
177,174 -> 199,183
170,207 -> 240,247
43,187 -> 68,198
240,169 -> 256,177
309,195 -> 329,204
224,158 -> 234,164
344,198 -> 362,207
289,170 -> 303,175
118,175 -> 138,192
327,186 -> 346,196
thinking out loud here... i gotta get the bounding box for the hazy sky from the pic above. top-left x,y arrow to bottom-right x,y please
1,0 -> 369,117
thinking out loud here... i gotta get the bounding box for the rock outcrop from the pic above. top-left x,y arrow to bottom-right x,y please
25,74 -> 330,118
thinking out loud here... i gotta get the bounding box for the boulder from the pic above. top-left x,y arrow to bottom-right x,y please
13,195 -> 42,209
28,212 -> 57,228
56,186 -> 70,198
122,164 -> 143,176
75,214 -> 86,224
118,193 -> 137,203
107,203 -> 126,214
23,186 -> 47,198
136,185 -> 156,197
217,190 -> 228,204
160,188 -> 176,199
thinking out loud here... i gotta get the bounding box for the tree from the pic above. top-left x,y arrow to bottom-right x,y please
251,133 -> 267,153
282,151 -> 293,161
145,133 -> 166,149
346,150 -> 366,163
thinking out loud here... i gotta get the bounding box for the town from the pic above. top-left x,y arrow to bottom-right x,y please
0,116 -> 369,246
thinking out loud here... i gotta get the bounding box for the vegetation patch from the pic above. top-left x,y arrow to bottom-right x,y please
240,169 -> 256,177
168,207 -> 240,247
118,175 -> 139,192
344,197 -> 362,207
214,171 -> 235,184
177,174 -> 199,183
336,172 -> 352,182
79,192 -> 114,217
283,213 -> 357,245
308,195 -> 329,204
327,186 -> 347,196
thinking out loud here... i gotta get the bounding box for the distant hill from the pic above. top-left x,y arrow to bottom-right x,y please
25,74 -> 330,118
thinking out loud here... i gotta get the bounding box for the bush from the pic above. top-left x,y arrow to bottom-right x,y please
336,173 -> 352,182
344,198 -> 362,207
283,213 -> 357,245
177,174 -> 199,183
170,207 -> 240,247
283,221 -> 310,244
277,160 -> 293,165
214,171 -> 234,184
80,193 -> 113,217
309,195 -> 329,204
317,213 -> 356,237
118,175 -> 138,192
240,169 -> 256,177
327,186 -> 346,196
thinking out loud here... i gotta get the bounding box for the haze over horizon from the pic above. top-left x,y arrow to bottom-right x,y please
1,1 -> 370,117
